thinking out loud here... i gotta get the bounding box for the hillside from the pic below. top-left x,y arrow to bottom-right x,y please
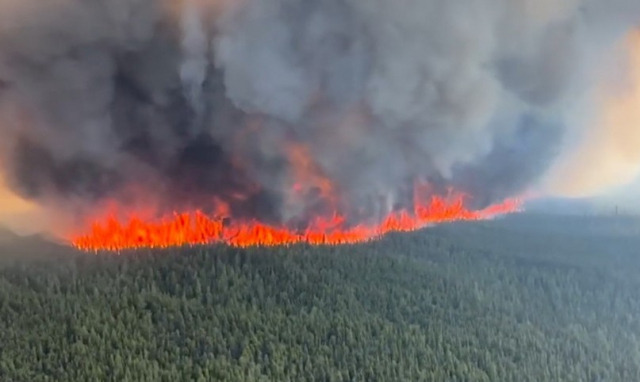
0,227 -> 70,266
1,215 -> 640,381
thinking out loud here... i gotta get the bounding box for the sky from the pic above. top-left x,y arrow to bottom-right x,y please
543,29 -> 640,201
0,177 -> 48,234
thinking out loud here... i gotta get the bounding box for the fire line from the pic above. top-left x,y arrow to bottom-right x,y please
70,194 -> 522,252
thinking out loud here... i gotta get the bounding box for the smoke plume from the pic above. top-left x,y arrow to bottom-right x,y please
0,0 -> 639,231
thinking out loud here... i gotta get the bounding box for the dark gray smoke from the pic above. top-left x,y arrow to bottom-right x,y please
0,0 -> 638,225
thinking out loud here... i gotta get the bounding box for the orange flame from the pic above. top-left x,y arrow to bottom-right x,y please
69,191 -> 522,252
285,143 -> 338,205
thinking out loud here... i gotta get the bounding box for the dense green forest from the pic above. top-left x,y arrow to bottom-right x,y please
1,214 -> 640,381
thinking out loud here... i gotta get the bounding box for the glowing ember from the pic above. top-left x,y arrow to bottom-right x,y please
70,193 -> 522,252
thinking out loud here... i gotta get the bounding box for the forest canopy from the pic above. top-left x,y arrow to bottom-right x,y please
1,214 -> 639,381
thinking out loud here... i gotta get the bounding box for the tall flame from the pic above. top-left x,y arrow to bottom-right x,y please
70,191 -> 522,252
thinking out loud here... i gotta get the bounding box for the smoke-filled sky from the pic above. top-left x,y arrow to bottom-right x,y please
0,0 -> 639,233
544,29 -> 640,198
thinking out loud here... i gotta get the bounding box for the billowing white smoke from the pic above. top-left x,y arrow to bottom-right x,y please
215,0 -> 503,177
211,0 -> 639,201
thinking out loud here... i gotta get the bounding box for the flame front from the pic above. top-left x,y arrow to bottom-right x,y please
70,192 -> 522,252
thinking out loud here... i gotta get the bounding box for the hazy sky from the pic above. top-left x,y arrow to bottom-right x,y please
0,176 -> 48,234
544,29 -> 640,200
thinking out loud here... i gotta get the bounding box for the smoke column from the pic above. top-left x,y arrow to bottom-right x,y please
0,0 -> 638,235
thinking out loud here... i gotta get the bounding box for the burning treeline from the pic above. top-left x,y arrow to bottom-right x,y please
0,0 -> 638,250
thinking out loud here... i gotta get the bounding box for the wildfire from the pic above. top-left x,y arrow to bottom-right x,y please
70,192 -> 522,252
286,143 -> 337,204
